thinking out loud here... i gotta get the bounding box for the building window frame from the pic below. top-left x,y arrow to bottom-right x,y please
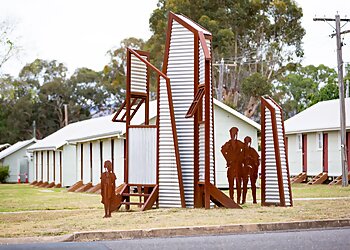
297,134 -> 302,151
316,132 -> 323,151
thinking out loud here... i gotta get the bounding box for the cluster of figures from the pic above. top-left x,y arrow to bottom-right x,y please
221,127 -> 260,204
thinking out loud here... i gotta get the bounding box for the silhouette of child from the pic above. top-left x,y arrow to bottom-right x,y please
100,160 -> 116,218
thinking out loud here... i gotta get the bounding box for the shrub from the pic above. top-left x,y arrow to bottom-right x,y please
0,166 -> 10,183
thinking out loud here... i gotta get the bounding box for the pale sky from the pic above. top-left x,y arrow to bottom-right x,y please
1,0 -> 350,77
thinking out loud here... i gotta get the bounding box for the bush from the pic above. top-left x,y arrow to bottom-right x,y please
0,166 -> 10,183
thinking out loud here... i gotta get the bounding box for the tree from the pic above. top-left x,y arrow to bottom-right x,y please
275,64 -> 338,118
147,0 -> 305,116
0,19 -> 20,72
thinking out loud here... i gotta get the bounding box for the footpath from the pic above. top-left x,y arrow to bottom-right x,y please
1,218 -> 350,244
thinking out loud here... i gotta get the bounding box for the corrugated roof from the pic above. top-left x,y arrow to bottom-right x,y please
213,99 -> 261,131
0,139 -> 36,160
285,98 -> 350,134
27,99 -> 260,151
27,100 -> 158,151
175,13 -> 211,35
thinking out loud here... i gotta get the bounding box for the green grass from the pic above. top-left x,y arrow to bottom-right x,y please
0,183 -> 349,238
0,184 -> 102,212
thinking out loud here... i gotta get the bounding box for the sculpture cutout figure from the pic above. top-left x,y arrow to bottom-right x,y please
241,136 -> 260,204
101,160 -> 121,218
221,127 -> 244,203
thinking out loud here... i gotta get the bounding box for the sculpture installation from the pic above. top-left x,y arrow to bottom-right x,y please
100,160 -> 121,217
221,127 -> 244,203
241,136 -> 260,204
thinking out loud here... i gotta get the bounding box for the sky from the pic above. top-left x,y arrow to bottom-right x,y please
1,0 -> 350,77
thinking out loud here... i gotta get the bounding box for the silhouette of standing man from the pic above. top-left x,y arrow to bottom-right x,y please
101,160 -> 116,218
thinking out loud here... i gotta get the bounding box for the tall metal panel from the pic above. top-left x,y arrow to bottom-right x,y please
130,54 -> 148,94
261,96 -> 292,207
165,19 -> 195,207
159,78 -> 182,207
129,127 -> 157,184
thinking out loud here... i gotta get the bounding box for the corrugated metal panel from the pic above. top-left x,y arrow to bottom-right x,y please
48,150 -> 54,183
167,20 -> 195,207
264,99 -> 291,206
83,142 -> 90,184
54,151 -> 60,184
129,127 -> 156,184
130,54 -> 147,93
42,151 -> 47,182
159,77 -> 182,208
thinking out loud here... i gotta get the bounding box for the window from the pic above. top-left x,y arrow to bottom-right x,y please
297,134 -> 302,151
317,132 -> 323,150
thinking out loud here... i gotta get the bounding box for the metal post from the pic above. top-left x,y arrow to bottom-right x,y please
32,120 -> 36,139
218,58 -> 224,101
335,15 -> 348,186
63,104 -> 68,126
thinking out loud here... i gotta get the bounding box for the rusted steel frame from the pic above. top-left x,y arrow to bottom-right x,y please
278,99 -> 293,206
129,98 -> 145,121
260,97 -> 267,205
141,184 -> 159,211
204,58 -> 211,209
185,86 -> 205,118
193,32 -> 200,208
112,101 -> 126,122
120,97 -> 139,122
208,35 -> 216,186
156,76 -> 160,198
124,49 -> 131,184
128,48 -> 168,79
145,51 -> 150,126
198,32 -> 211,60
262,97 -> 285,206
53,151 -> 56,183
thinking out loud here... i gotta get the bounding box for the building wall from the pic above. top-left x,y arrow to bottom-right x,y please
307,132 -> 323,176
286,134 -> 303,175
62,144 -> 77,187
214,105 -> 259,188
328,131 -> 341,176
0,147 -> 31,183
287,131 -> 341,177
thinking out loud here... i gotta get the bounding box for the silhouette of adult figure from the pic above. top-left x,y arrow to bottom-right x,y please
221,127 -> 244,203
241,136 -> 260,204
101,160 -> 116,218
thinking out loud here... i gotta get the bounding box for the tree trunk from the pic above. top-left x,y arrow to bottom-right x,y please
244,96 -> 259,118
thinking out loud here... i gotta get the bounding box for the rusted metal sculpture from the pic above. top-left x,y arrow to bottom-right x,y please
241,136 -> 260,204
101,160 -> 121,217
221,127 -> 244,203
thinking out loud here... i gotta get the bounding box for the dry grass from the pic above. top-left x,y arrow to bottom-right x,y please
0,183 -> 349,238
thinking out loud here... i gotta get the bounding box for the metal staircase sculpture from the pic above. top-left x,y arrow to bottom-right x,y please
112,13 -> 240,211
261,96 -> 293,207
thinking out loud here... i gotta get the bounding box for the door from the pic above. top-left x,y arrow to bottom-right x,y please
347,131 -> 350,171
19,158 -> 29,182
302,134 -> 307,172
323,133 -> 328,172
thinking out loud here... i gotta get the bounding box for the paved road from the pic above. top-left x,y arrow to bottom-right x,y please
1,227 -> 350,250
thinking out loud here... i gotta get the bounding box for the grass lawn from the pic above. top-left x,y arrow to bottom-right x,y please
0,183 -> 349,238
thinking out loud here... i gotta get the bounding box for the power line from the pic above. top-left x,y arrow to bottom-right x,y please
314,15 -> 349,187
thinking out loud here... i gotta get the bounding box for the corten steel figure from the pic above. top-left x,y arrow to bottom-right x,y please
241,136 -> 260,204
101,160 -> 120,218
221,127 -> 245,203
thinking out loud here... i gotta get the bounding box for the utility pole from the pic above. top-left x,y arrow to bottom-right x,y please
63,104 -> 68,126
218,58 -> 224,101
32,120 -> 36,139
314,15 -> 349,187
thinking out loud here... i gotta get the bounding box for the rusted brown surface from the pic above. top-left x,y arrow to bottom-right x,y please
100,160 -> 119,218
